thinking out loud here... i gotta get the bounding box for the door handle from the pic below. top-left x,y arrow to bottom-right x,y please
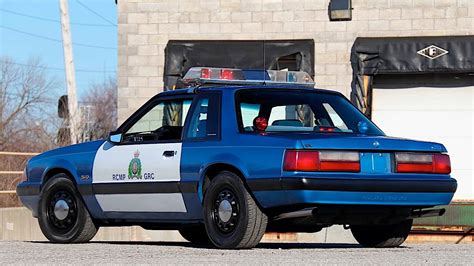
163,150 -> 176,157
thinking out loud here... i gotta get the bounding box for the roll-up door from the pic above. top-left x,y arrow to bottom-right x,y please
372,74 -> 473,200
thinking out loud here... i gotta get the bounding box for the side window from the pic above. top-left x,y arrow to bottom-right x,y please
123,98 -> 192,143
186,93 -> 220,140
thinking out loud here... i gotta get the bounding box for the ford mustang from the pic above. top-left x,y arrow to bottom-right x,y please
17,68 -> 457,249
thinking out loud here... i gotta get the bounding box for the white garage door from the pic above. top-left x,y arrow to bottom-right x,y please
372,74 -> 473,200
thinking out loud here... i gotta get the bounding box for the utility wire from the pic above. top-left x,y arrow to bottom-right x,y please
0,8 -> 115,27
0,25 -> 116,50
75,0 -> 116,27
0,60 -> 116,73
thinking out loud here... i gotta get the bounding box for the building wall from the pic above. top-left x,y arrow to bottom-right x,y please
117,0 -> 474,123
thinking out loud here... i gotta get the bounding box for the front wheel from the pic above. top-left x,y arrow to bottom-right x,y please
203,171 -> 268,249
38,174 -> 98,243
351,219 -> 413,248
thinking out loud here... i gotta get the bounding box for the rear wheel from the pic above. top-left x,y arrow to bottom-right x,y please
351,219 -> 413,248
178,224 -> 211,245
203,171 -> 267,249
38,174 -> 98,243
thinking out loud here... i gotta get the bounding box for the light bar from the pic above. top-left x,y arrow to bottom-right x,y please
182,67 -> 315,87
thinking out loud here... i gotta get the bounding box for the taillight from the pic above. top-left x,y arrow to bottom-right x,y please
284,150 -> 319,171
283,150 -> 360,172
433,154 -> 451,174
319,151 -> 360,172
395,153 -> 451,174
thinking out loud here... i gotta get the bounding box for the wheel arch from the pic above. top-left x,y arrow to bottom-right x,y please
42,168 -> 77,187
41,158 -> 81,186
201,163 -> 245,195
199,163 -> 265,211
39,167 -> 100,221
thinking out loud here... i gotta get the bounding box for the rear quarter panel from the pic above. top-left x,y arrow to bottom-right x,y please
181,89 -> 299,201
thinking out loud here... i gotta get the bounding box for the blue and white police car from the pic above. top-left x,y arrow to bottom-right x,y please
17,68 -> 457,249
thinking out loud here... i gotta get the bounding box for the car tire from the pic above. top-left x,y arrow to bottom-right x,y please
178,224 -> 211,245
350,219 -> 413,248
203,171 -> 268,249
38,174 -> 98,243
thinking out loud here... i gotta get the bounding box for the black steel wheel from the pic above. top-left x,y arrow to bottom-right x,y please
38,174 -> 97,243
212,189 -> 240,234
46,189 -> 78,233
203,171 -> 267,249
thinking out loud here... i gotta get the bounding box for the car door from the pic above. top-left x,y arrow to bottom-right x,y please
92,95 -> 193,216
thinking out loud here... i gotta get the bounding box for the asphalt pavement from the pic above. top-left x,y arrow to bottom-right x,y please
0,241 -> 472,264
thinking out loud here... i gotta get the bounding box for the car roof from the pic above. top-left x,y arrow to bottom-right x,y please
157,85 -> 344,97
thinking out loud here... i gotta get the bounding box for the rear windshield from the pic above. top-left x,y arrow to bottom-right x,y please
236,89 -> 383,135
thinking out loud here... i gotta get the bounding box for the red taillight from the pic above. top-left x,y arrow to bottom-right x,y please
395,153 -> 451,174
201,68 -> 211,79
396,163 -> 433,173
284,150 -> 319,171
220,69 -> 234,80
319,161 -> 360,172
283,150 -> 360,172
433,154 -> 451,174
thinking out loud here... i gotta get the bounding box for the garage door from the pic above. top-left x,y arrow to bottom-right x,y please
372,74 -> 473,200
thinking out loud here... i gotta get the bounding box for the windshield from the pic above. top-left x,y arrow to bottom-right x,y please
236,89 -> 384,136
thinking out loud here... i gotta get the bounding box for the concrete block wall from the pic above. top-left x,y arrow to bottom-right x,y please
117,0 -> 474,123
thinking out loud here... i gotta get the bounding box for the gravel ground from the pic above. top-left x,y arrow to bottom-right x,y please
0,241 -> 472,265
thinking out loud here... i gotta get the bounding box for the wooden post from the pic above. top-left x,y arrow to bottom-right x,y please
59,0 -> 79,144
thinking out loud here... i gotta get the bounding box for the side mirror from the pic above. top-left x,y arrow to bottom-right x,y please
108,132 -> 122,144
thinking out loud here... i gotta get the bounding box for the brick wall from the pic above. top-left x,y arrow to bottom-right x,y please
117,0 -> 473,123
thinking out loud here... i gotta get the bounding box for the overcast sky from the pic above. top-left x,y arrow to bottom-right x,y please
0,0 -> 117,97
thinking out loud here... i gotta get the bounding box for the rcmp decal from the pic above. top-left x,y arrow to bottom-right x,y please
128,150 -> 142,179
112,150 -> 155,181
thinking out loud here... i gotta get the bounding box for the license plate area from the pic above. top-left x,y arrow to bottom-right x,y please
360,152 -> 392,174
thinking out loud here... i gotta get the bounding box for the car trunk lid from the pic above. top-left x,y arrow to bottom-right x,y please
293,134 -> 446,153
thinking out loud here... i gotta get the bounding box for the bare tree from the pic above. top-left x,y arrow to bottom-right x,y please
81,77 -> 117,140
0,56 -> 60,152
0,56 -> 60,207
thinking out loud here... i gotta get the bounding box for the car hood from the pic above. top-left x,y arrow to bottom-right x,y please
263,133 -> 447,153
31,140 -> 106,161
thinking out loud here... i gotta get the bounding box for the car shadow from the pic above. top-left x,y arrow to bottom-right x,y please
27,240 -> 411,250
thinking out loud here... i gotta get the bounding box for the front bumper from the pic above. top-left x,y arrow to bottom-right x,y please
248,177 -> 457,209
16,182 -> 41,217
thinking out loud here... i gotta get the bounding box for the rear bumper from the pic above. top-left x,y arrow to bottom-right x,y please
248,177 -> 457,208
16,182 -> 41,217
